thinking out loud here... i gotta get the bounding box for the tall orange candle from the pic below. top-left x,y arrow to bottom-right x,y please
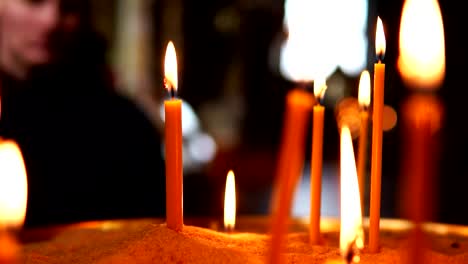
401,96 -> 442,263
309,78 -> 327,245
356,70 -> 371,213
398,0 -> 445,262
269,88 -> 314,264
369,16 -> 386,253
164,41 -> 183,231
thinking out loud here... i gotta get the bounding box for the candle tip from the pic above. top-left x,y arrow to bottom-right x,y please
313,77 -> 327,103
358,70 -> 371,109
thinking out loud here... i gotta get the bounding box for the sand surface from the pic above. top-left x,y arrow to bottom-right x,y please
20,219 -> 468,264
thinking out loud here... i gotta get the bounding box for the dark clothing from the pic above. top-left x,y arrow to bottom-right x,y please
0,34 -> 165,228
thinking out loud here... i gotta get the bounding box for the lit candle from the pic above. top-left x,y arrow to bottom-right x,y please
0,140 -> 28,230
0,140 -> 28,263
164,41 -> 184,231
269,88 -> 314,264
340,125 -> 364,263
356,70 -> 370,214
325,125 -> 364,264
309,77 -> 327,245
224,170 -> 236,232
369,16 -> 386,253
398,0 -> 445,262
271,4 -> 321,258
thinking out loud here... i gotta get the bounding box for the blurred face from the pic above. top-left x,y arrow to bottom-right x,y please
1,0 -> 82,71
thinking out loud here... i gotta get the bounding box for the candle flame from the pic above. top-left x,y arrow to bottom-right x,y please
375,17 -> 386,60
224,170 -> 236,231
164,41 -> 178,92
313,77 -> 327,101
358,70 -> 371,108
398,0 -> 445,90
0,141 -> 28,229
340,126 -> 364,262
279,0 -> 339,82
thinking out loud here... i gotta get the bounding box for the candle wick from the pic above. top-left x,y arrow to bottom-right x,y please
344,239 -> 361,264
164,77 -> 176,99
225,226 -> 234,234
376,54 -> 384,64
170,88 -> 176,99
316,92 -> 326,106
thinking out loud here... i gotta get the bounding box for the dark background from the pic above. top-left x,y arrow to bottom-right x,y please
93,0 -> 468,225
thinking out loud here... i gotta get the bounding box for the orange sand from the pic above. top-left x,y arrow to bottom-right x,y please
21,219 -> 468,264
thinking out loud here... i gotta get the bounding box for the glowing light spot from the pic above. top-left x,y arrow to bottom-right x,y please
188,133 -> 217,163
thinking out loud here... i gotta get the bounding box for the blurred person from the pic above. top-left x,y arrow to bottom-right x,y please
0,0 -> 165,227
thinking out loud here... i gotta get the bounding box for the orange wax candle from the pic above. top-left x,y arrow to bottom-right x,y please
401,96 -> 442,264
309,78 -> 327,245
357,70 -> 371,213
164,41 -> 183,231
397,0 -> 446,262
369,17 -> 386,253
357,111 -> 369,210
164,98 -> 183,231
269,89 -> 314,264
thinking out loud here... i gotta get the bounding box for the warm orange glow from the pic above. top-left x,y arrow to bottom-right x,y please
375,17 -> 386,60
224,170 -> 236,231
313,77 -> 327,101
0,232 -> 19,262
336,98 -> 361,139
340,126 -> 364,260
383,105 -> 398,131
164,41 -> 178,92
0,141 -> 28,229
403,95 -> 443,133
398,0 -> 445,90
358,70 -> 371,108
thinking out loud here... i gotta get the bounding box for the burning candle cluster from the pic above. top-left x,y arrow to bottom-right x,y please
267,14 -> 387,263
160,0 -> 447,263
0,0 -> 458,263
